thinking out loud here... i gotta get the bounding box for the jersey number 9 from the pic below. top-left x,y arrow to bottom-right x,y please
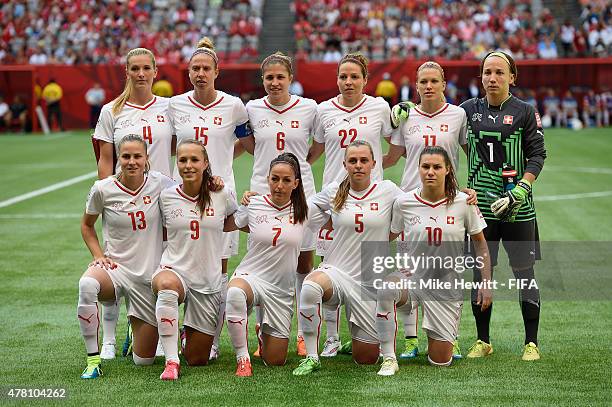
190,220 -> 199,240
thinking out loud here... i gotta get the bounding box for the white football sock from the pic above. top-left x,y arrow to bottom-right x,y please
323,305 -> 339,340
101,298 -> 120,345
156,290 -> 180,363
226,286 -> 250,360
299,280 -> 323,359
376,284 -> 401,359
212,273 -> 228,348
77,276 -> 101,354
402,307 -> 418,338
295,270 -> 311,336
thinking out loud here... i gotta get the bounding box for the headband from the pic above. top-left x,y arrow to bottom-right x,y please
271,154 -> 300,175
191,47 -> 218,65
484,51 -> 511,69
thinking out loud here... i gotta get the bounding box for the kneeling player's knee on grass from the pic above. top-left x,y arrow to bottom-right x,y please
263,353 -> 286,366
428,340 -> 453,365
352,340 -> 379,365
185,352 -> 209,366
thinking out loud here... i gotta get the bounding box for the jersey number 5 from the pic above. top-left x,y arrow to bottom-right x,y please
354,213 -> 364,233
128,211 -> 147,231
272,227 -> 282,246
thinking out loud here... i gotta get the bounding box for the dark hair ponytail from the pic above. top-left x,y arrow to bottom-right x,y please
177,139 -> 213,217
419,146 -> 458,205
269,152 -> 308,224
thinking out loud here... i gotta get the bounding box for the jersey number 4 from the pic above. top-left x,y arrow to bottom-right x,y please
142,126 -> 153,144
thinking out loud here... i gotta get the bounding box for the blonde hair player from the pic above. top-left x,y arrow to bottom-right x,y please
376,146 -> 491,376
384,61 -> 477,360
244,52 -> 319,357
92,48 -> 173,360
167,37 -> 254,360
307,53 -> 395,356
152,140 -> 237,380
77,135 -> 175,379
225,153 -> 310,376
460,51 -> 546,361
292,140 -> 403,376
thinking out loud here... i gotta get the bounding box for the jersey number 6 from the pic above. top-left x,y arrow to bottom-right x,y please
276,132 -> 285,150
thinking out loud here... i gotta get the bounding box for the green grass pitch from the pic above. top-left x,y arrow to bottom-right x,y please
0,129 -> 610,406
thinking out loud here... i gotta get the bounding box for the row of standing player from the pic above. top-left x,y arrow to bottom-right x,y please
78,37 -> 545,378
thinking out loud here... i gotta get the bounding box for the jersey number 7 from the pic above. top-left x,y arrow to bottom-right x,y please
272,227 -> 282,246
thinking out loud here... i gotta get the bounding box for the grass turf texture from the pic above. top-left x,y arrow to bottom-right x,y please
0,129 -> 610,406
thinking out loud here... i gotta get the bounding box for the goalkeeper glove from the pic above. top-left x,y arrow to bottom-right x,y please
390,101 -> 416,129
490,179 -> 532,222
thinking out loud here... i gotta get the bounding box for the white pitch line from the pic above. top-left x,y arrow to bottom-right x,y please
536,190 -> 612,201
0,171 -> 97,209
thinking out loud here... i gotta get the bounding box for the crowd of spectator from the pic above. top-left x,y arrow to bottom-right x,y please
0,0 -> 262,65
292,0 -> 611,62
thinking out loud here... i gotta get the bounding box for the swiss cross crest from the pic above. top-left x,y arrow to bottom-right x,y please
447,216 -> 455,224
214,117 -> 222,125
157,115 -> 165,122
440,124 -> 448,132
143,196 -> 151,204
206,208 -> 215,216
291,120 -> 299,128
503,115 -> 513,125
370,202 -> 379,211
359,116 -> 367,124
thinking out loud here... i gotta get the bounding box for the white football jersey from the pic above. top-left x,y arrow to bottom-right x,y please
233,195 -> 307,296
159,186 -> 238,293
309,180 -> 402,283
246,95 -> 317,197
390,103 -> 467,191
391,189 -> 487,275
85,171 -> 176,281
168,90 -> 249,189
94,97 -> 173,177
314,95 -> 393,186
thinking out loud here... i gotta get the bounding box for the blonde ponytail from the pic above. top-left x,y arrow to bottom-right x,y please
112,48 -> 156,115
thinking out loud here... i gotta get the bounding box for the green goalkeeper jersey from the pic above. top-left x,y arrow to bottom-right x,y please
460,95 -> 547,222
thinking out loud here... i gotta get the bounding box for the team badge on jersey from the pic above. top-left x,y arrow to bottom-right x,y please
503,115 -> 513,125
370,202 -> 379,211
157,115 -> 165,123
205,208 -> 215,216
440,124 -> 448,132
143,196 -> 152,204
214,117 -> 222,125
447,216 -> 455,224
291,120 -> 299,128
359,116 -> 368,124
